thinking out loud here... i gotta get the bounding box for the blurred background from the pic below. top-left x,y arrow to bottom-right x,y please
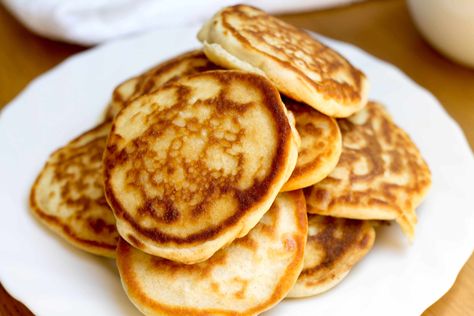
0,0 -> 473,315
1,0 -> 473,148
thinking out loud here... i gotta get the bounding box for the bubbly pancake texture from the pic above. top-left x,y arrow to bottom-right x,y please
104,70 -> 298,263
106,50 -> 220,119
305,102 -> 431,240
30,122 -> 118,257
282,98 -> 342,191
117,191 -> 307,316
198,5 -> 369,118
288,215 -> 375,298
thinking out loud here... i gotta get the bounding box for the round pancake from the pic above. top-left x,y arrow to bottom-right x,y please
288,215 -> 375,298
282,98 -> 342,191
304,102 -> 432,240
30,122 -> 119,257
106,50 -> 220,119
104,70 -> 299,264
197,5 -> 369,118
117,191 -> 307,316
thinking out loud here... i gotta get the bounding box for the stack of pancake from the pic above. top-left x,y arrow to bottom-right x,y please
30,5 -> 431,315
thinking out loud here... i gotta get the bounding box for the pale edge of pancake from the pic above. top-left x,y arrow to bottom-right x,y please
197,7 -> 369,118
105,77 -> 140,120
30,122 -> 117,258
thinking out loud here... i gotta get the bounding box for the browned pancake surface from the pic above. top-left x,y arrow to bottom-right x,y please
198,5 -> 368,117
305,102 -> 431,239
117,191 -> 307,316
106,50 -> 220,118
104,70 -> 297,263
289,215 -> 375,297
282,98 -> 341,191
30,122 -> 118,257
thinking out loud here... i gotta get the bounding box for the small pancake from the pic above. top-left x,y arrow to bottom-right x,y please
117,191 -> 307,316
305,102 -> 431,240
282,98 -> 342,191
288,215 -> 375,298
30,122 -> 118,257
197,5 -> 369,118
104,70 -> 298,264
105,50 -> 220,119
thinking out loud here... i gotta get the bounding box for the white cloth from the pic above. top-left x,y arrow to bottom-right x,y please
2,0 -> 360,46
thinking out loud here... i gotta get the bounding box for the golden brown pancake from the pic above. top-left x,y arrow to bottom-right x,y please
117,191 -> 307,316
198,5 -> 369,118
305,102 -> 432,240
30,122 -> 118,257
104,70 -> 299,264
105,50 -> 220,119
282,98 -> 342,191
288,215 -> 375,298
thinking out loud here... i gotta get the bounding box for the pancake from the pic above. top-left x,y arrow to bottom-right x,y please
106,77 -> 140,119
305,102 -> 432,240
106,50 -> 220,119
288,215 -> 375,298
282,98 -> 342,191
30,122 -> 118,257
197,5 -> 369,118
117,191 -> 307,316
104,70 -> 299,264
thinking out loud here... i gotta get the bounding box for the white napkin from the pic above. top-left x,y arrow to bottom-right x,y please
1,0 -> 360,46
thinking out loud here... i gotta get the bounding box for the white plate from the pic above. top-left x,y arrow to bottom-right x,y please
1,27 -> 473,316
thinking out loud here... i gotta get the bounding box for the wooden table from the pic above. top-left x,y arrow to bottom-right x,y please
0,0 -> 473,315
